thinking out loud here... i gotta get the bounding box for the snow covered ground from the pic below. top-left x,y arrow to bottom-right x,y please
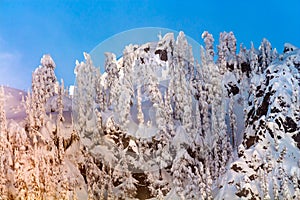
2,86 -> 27,121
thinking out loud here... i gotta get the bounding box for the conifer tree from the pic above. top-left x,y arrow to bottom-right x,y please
114,45 -> 137,129
195,164 -> 207,199
73,53 -> 98,146
30,54 -> 57,130
293,171 -> 300,199
95,69 -> 106,111
199,47 -> 210,138
57,79 -> 65,163
171,148 -> 194,199
147,168 -> 170,200
202,31 -> 215,64
229,93 -> 237,149
40,54 -> 57,99
113,144 -> 138,199
261,164 -> 271,200
217,31 -> 238,73
0,86 -> 6,133
164,89 -> 175,136
205,164 -> 213,200
273,176 -> 279,200
176,31 -> 189,75
136,86 -> 144,125
259,38 -> 272,72
0,86 -> 10,198
237,43 -> 249,78
250,42 -> 259,74
227,32 -> 237,64
172,33 -> 193,133
104,52 -> 119,107
282,174 -> 291,199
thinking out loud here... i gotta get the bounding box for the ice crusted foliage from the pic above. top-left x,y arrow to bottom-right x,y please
73,31 -> 235,199
29,54 -> 57,129
1,31 -> 300,200
73,53 -> 98,148
71,32 -> 300,199
0,55 -> 82,199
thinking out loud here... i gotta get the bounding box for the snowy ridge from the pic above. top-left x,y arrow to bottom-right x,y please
72,33 -> 300,199
0,31 -> 299,199
217,47 -> 300,199
1,86 -> 26,121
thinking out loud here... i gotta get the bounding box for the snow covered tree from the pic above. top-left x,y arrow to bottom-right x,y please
147,168 -> 170,199
73,52 -> 98,149
210,61 -> 229,178
0,86 -> 10,198
194,163 -> 207,199
272,48 -> 279,61
282,172 -> 291,199
31,72 -> 46,129
260,164 -> 271,199
164,89 -> 175,136
104,52 -> 120,108
171,33 -> 193,133
174,71 -> 192,133
187,45 -> 195,84
292,171 -> 300,199
84,156 -> 106,200
113,45 -> 138,128
115,80 -> 132,128
205,164 -> 213,200
136,86 -> 144,125
0,87 -> 7,144
229,93 -> 237,149
95,69 -> 106,111
259,38 -> 272,72
197,39 -> 231,180
273,176 -> 279,200
113,144 -> 138,199
217,31 -> 237,74
199,47 -> 210,137
24,90 -> 34,135
202,31 -> 214,64
56,79 -> 65,163
218,32 -> 229,74
250,42 -> 259,74
237,43 -> 250,78
176,31 -> 189,77
29,54 -> 57,130
171,148 -> 195,199
40,54 -> 57,98
137,48 -> 173,170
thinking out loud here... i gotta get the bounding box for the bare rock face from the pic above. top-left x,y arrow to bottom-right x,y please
225,81 -> 240,96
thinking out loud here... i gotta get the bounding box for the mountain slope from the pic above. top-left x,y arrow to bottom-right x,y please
216,45 -> 300,199
1,31 -> 300,200
2,86 -> 26,121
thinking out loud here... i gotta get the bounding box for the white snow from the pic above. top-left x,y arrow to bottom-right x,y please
1,33 -> 299,200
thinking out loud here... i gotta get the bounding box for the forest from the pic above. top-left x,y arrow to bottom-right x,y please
0,31 -> 300,199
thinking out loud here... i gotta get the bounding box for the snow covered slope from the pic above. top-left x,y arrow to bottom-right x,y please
1,31 -> 299,200
2,86 -> 26,121
216,45 -> 300,199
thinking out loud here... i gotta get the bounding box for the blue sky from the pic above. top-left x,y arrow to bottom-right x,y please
0,0 -> 299,90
